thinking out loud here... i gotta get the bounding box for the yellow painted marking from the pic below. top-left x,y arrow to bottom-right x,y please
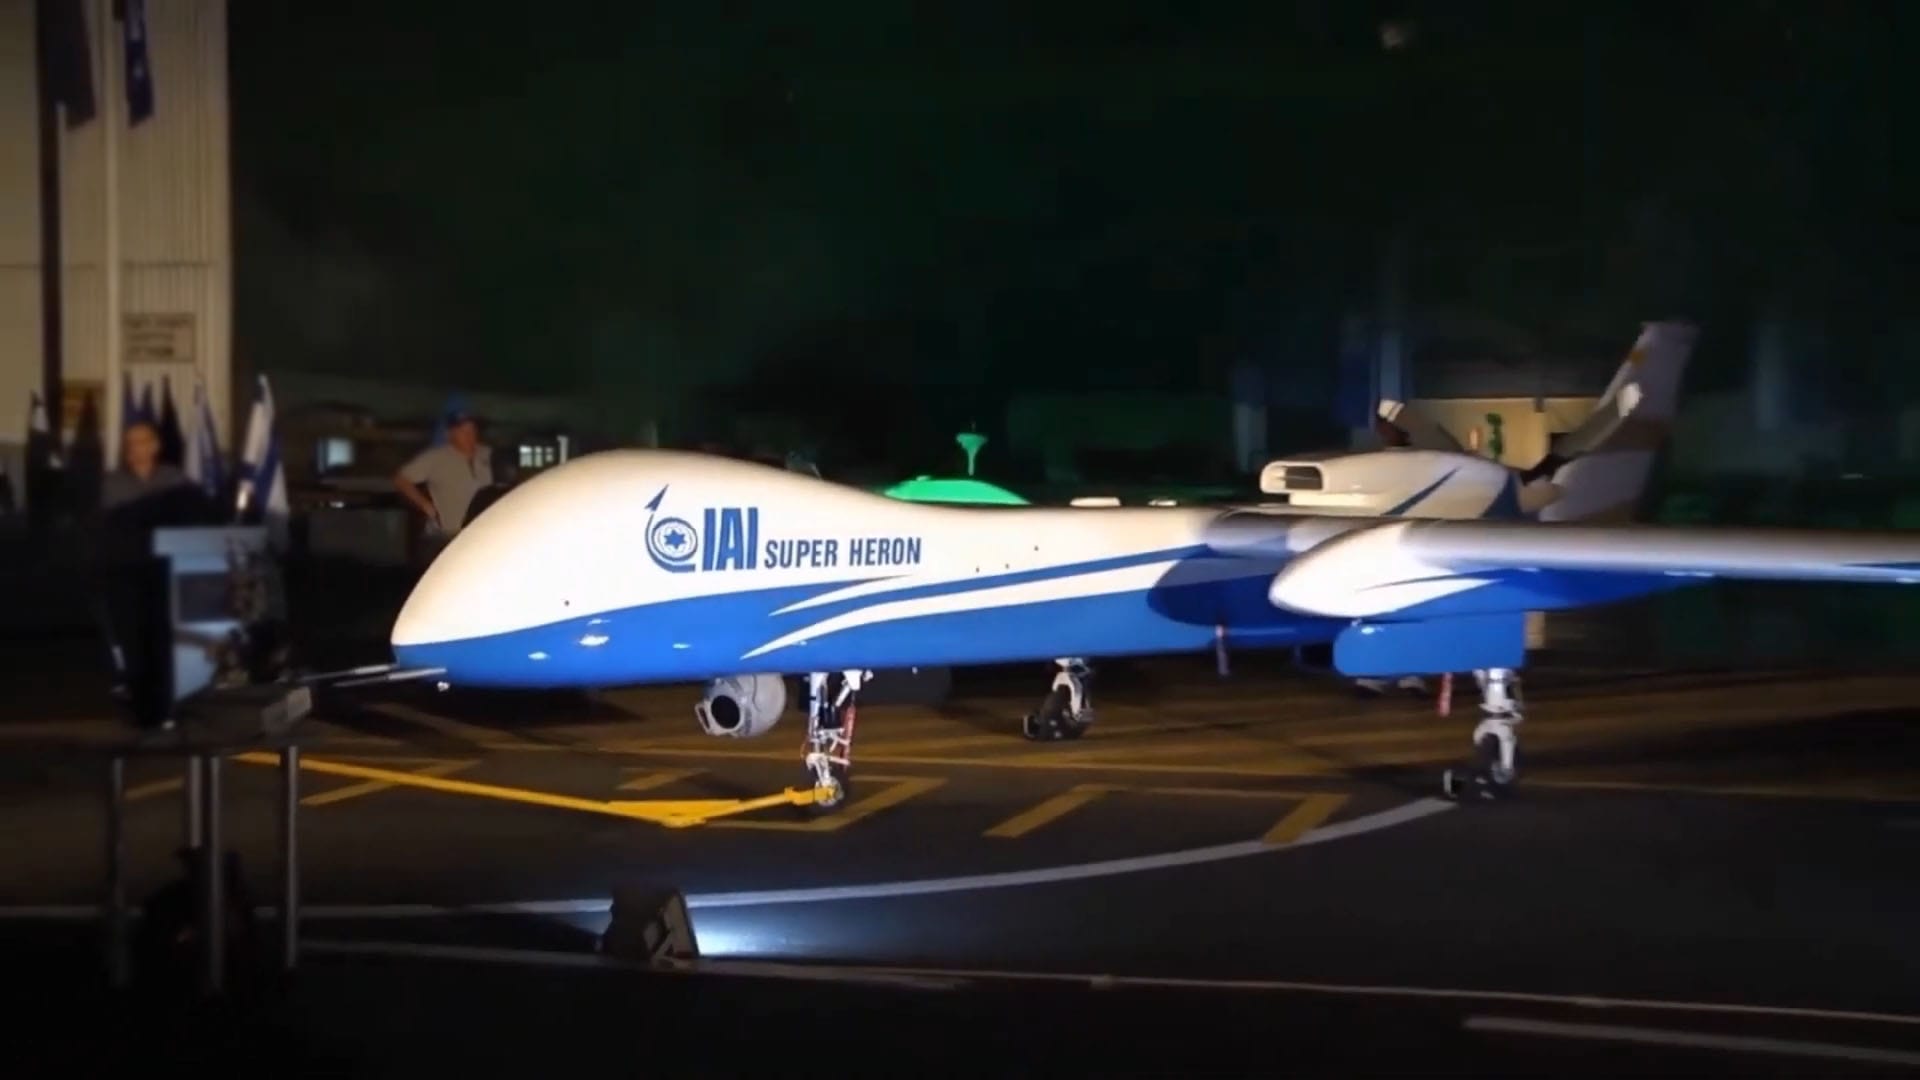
126,777 -> 182,802
1031,737 -> 1334,768
302,759 -> 478,807
984,784 -> 1116,839
322,755 -> 476,768
475,742 -> 574,752
609,789 -> 821,825
364,701 -> 541,749
617,768 -> 704,793
229,752 -> 795,827
1259,794 -> 1349,845
596,744 -> 1349,778
1147,785 -> 1321,800
872,717 -> 1241,756
1141,786 -> 1350,845
863,731 -> 1047,755
599,712 -> 959,752
714,775 -> 947,833
311,733 -> 407,747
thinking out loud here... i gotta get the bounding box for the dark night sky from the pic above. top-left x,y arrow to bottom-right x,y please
228,1 -> 1915,436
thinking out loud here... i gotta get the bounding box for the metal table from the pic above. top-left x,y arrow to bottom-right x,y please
17,685 -> 313,995
103,738 -> 305,994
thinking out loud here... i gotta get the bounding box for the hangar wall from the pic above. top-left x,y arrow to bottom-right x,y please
0,0 -> 230,487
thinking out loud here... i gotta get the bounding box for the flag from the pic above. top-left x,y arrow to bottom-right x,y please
65,390 -> 103,510
184,376 -> 225,501
115,0 -> 152,124
25,390 -> 62,523
40,0 -> 96,128
120,369 -> 137,432
137,379 -> 155,427
157,375 -> 184,465
26,389 -> 62,472
234,375 -> 288,539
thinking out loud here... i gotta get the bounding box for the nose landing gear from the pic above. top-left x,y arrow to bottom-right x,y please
802,669 -> 869,813
1021,658 -> 1095,741
1441,667 -> 1522,802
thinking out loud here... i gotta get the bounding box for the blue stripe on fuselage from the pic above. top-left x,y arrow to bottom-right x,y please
1360,568 -> 1699,619
1384,468 -> 1457,516
1485,473 -> 1525,519
393,548 -> 1334,688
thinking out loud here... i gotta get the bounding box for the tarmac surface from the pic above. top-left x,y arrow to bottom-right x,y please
5,656 -> 1919,1074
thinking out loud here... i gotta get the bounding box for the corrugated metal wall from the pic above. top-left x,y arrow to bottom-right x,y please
0,0 -> 230,458
0,0 -> 42,456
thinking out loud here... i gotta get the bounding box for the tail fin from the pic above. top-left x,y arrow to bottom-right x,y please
1528,320 -> 1698,522
1375,399 -> 1464,452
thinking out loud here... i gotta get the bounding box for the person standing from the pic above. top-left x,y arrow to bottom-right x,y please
393,408 -> 494,552
93,419 -> 217,731
102,420 -> 189,510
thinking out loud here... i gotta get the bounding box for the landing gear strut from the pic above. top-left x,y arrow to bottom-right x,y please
1022,658 -> 1095,741
803,670 -> 868,812
1442,667 -> 1522,802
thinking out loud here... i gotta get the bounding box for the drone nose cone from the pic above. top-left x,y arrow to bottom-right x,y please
390,553 -> 466,649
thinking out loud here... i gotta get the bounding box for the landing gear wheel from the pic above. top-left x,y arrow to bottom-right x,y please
1020,660 -> 1095,742
1020,687 -> 1091,742
1440,762 -> 1513,802
804,764 -> 850,816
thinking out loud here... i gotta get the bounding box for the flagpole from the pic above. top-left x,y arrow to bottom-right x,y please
33,0 -> 69,435
101,0 -> 124,441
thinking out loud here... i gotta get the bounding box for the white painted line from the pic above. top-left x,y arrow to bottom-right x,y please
0,905 -> 100,920
686,796 -> 1454,908
797,966 -> 1920,1030
308,938 -> 618,970
0,899 -> 613,921
7,906 -> 1916,1029
217,940 -> 1920,1032
308,939 -> 966,990
297,899 -> 612,919
1465,1015 -> 1920,1067
0,797 -> 1452,923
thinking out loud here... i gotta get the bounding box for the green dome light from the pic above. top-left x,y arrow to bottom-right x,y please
876,429 -> 1029,505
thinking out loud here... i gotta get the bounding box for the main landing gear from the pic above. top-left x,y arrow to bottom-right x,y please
1021,658 -> 1095,742
1442,667 -> 1523,802
802,670 -> 869,812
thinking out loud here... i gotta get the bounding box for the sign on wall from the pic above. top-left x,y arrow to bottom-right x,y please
125,312 -> 197,365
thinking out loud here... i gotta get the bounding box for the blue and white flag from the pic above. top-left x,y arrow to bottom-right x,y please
234,374 -> 288,537
157,375 -> 185,465
120,370 -> 139,432
184,376 -> 225,500
27,390 -> 61,470
119,0 -> 153,124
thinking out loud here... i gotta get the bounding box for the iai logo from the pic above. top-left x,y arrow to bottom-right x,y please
644,487 -> 699,573
643,485 -> 760,573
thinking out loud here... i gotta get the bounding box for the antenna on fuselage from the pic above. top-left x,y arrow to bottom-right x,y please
957,428 -> 987,477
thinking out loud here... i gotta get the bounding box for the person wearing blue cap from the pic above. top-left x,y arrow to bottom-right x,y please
394,407 -> 494,551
